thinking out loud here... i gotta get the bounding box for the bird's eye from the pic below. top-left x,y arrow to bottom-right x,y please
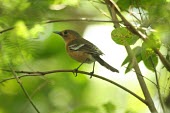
63,31 -> 68,35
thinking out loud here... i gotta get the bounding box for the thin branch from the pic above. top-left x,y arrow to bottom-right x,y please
20,81 -> 48,113
123,66 -> 157,86
0,69 -> 146,104
109,0 -> 170,72
0,18 -> 121,34
110,1 -> 146,40
89,0 -> 111,18
126,10 -> 141,23
45,18 -> 121,24
0,27 -> 14,34
104,0 -> 158,112
153,48 -> 170,72
150,57 -> 166,113
125,46 -> 157,112
9,67 -> 40,113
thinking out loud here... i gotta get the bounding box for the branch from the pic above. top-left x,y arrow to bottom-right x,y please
150,57 -> 166,113
109,1 -> 170,72
45,18 -> 121,24
0,18 -> 121,34
0,69 -> 146,104
104,0 -> 158,112
9,67 -> 40,113
20,81 -> 48,113
0,27 -> 14,34
125,46 -> 158,112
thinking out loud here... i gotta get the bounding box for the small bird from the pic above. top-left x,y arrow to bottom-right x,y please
53,30 -> 119,76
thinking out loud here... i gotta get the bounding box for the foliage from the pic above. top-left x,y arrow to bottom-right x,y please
0,0 -> 170,113
111,27 -> 139,46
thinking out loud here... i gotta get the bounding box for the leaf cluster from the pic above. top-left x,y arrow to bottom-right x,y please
112,27 -> 160,73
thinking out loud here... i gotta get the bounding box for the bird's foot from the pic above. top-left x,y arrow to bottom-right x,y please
73,68 -> 79,77
89,71 -> 94,78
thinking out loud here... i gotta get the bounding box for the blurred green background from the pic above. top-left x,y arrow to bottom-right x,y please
0,0 -> 170,113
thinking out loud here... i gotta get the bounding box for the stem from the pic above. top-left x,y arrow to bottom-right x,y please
125,46 -> 157,112
0,19 -> 121,34
9,66 -> 40,113
104,0 -> 158,112
110,1 -> 170,72
1,69 -> 146,104
150,57 -> 165,113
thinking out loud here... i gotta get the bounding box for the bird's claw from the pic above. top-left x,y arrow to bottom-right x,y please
89,71 -> 94,78
73,68 -> 78,77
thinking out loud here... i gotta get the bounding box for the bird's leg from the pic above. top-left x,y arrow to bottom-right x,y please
73,59 -> 87,77
90,62 -> 95,78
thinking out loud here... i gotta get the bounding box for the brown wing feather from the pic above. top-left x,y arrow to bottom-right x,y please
68,38 -> 103,55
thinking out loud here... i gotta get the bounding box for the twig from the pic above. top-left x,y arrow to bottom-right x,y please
0,27 -> 14,34
109,0 -> 170,72
20,81 -> 48,113
0,69 -> 146,104
123,66 -> 157,86
45,18 -> 121,24
89,0 -> 111,18
104,0 -> 158,112
9,67 -> 40,113
0,18 -> 121,34
125,45 -> 157,112
150,57 -> 166,113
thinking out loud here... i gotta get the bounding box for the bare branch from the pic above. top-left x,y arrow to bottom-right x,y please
150,57 -> 166,113
0,69 -> 146,104
109,0 -> 170,72
45,18 -> 121,24
104,0 -> 158,112
0,27 -> 14,34
9,67 -> 40,113
0,18 -> 122,34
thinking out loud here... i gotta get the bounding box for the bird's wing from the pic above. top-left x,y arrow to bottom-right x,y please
68,39 -> 103,55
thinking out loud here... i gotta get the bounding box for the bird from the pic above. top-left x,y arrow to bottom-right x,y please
53,29 -> 119,77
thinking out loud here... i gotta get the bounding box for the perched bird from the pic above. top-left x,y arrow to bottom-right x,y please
53,29 -> 119,76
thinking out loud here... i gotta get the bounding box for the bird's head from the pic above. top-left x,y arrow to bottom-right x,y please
53,30 -> 82,42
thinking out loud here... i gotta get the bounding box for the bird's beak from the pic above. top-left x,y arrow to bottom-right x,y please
53,31 -> 62,35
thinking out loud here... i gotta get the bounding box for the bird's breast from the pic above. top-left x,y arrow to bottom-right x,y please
66,46 -> 95,63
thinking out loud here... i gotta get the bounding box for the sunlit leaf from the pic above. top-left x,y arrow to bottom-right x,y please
111,27 -> 139,45
53,0 -> 79,6
49,4 -> 66,10
29,24 -> 44,38
15,21 -> 29,39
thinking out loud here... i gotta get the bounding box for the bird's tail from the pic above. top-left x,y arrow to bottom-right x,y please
94,55 -> 119,73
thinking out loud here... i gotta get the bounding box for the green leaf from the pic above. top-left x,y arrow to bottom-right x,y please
122,46 -> 142,66
141,45 -> 158,71
117,0 -> 132,11
142,34 -> 161,49
143,53 -> 158,71
121,46 -> 143,73
103,102 -> 116,113
141,35 -> 160,71
111,27 -> 139,45
125,61 -> 134,73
